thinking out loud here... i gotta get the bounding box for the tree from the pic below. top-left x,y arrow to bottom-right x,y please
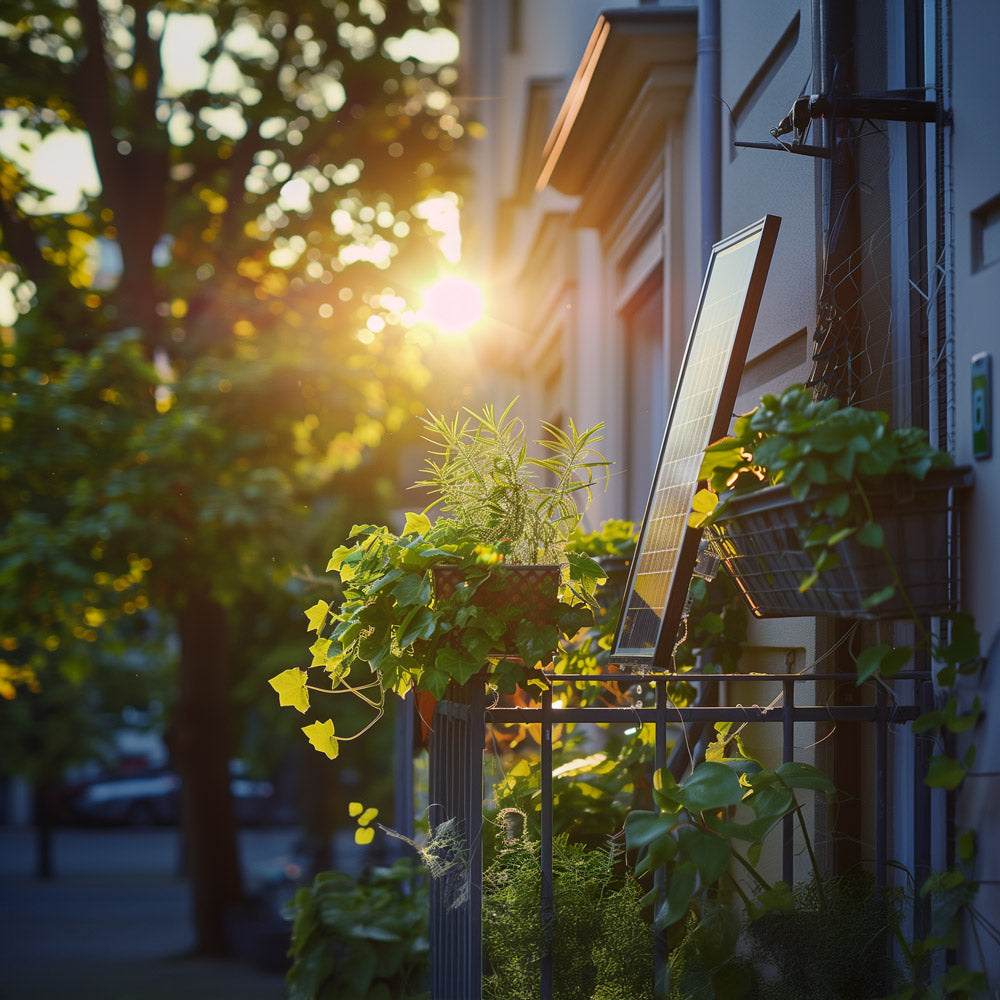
0,0 -> 467,954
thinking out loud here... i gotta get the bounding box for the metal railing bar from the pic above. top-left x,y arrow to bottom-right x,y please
485,705 -> 919,724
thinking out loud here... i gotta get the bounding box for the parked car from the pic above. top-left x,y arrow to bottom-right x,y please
71,765 -> 275,826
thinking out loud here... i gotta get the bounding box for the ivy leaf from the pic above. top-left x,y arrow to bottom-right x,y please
855,644 -> 890,684
309,637 -> 332,667
302,719 -> 339,759
403,511 -> 432,536
269,668 -> 310,714
391,573 -> 432,607
862,585 -> 897,610
925,754 -> 964,790
305,600 -> 330,634
855,521 -> 885,548
326,545 -> 352,573
397,607 -> 436,648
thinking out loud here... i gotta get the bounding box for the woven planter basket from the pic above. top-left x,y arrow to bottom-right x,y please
431,563 -> 560,654
707,466 -> 973,620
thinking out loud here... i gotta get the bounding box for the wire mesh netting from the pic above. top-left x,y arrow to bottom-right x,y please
808,121 -> 951,449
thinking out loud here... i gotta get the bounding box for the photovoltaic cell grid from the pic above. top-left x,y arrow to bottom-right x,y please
612,215 -> 781,664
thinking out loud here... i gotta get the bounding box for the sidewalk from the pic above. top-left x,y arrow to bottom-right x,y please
0,827 -> 294,1000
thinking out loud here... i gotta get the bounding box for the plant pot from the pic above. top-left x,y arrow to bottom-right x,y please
706,466 -> 973,620
431,563 -> 560,653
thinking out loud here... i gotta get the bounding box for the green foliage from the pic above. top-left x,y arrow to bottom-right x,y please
272,401 -> 610,757
284,858 -> 430,1000
625,738 -> 834,933
0,0 -> 470,954
691,384 -> 953,601
680,385 -> 993,995
482,833 -> 653,1000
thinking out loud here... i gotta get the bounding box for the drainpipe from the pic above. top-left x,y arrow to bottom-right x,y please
698,0 -> 721,272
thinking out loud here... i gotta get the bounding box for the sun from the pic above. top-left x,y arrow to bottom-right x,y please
419,276 -> 485,335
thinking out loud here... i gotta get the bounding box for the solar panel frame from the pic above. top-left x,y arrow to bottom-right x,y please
611,214 -> 781,666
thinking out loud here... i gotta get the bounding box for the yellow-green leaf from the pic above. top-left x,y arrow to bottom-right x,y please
305,600 -> 330,634
349,801 -> 364,817
268,668 -> 310,714
355,826 -> 375,845
688,489 -> 719,529
302,719 -> 339,759
326,545 -> 351,572
403,511 -> 432,536
359,806 -> 379,826
309,637 -> 332,667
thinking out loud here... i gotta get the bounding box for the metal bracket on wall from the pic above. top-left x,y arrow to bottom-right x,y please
733,89 -> 949,159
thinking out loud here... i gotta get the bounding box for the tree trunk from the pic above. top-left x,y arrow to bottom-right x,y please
171,591 -> 244,955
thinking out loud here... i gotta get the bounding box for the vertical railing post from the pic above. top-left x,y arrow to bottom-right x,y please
782,676 -> 795,885
469,678 -> 485,999
875,682 -> 888,887
654,678 -> 668,999
540,684 -> 554,1000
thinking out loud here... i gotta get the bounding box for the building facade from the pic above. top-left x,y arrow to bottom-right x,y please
457,0 -> 999,984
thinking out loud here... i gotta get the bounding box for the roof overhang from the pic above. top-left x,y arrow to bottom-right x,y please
537,6 -> 698,197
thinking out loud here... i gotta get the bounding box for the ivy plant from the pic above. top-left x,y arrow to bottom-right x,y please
269,400 -> 609,760
689,383 -> 954,604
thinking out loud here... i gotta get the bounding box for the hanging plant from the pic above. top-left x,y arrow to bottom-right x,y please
689,384 -> 971,620
269,399 -> 610,760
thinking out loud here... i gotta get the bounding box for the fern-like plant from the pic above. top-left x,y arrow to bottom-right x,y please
418,398 -> 609,565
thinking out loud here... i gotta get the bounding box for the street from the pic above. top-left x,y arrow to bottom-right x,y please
0,826 -> 313,1000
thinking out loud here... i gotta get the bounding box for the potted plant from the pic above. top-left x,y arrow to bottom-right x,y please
688,384 -> 972,620
269,398 -> 610,759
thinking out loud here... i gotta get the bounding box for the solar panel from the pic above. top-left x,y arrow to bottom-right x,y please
612,215 -> 781,665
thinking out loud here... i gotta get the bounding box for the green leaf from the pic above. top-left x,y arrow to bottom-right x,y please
397,607 -> 436,648
925,754 -> 964,790
625,810 -> 672,851
688,488 -> 719,528
775,760 -> 834,792
855,521 -> 885,548
635,831 -> 679,877
855,644 -> 889,684
566,549 -> 606,584
677,825 -> 731,884
655,860 -> 697,929
674,761 -> 744,812
748,880 -> 795,919
269,668 -> 310,713
435,645 -> 479,685
391,572 -> 432,607
957,828 -> 976,864
302,719 -> 339,760
861,585 -> 897,609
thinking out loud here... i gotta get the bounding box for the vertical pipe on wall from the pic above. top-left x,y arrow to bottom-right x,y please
698,0 -> 721,271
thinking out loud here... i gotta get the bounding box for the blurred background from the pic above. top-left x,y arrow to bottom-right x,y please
0,0 -> 482,995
